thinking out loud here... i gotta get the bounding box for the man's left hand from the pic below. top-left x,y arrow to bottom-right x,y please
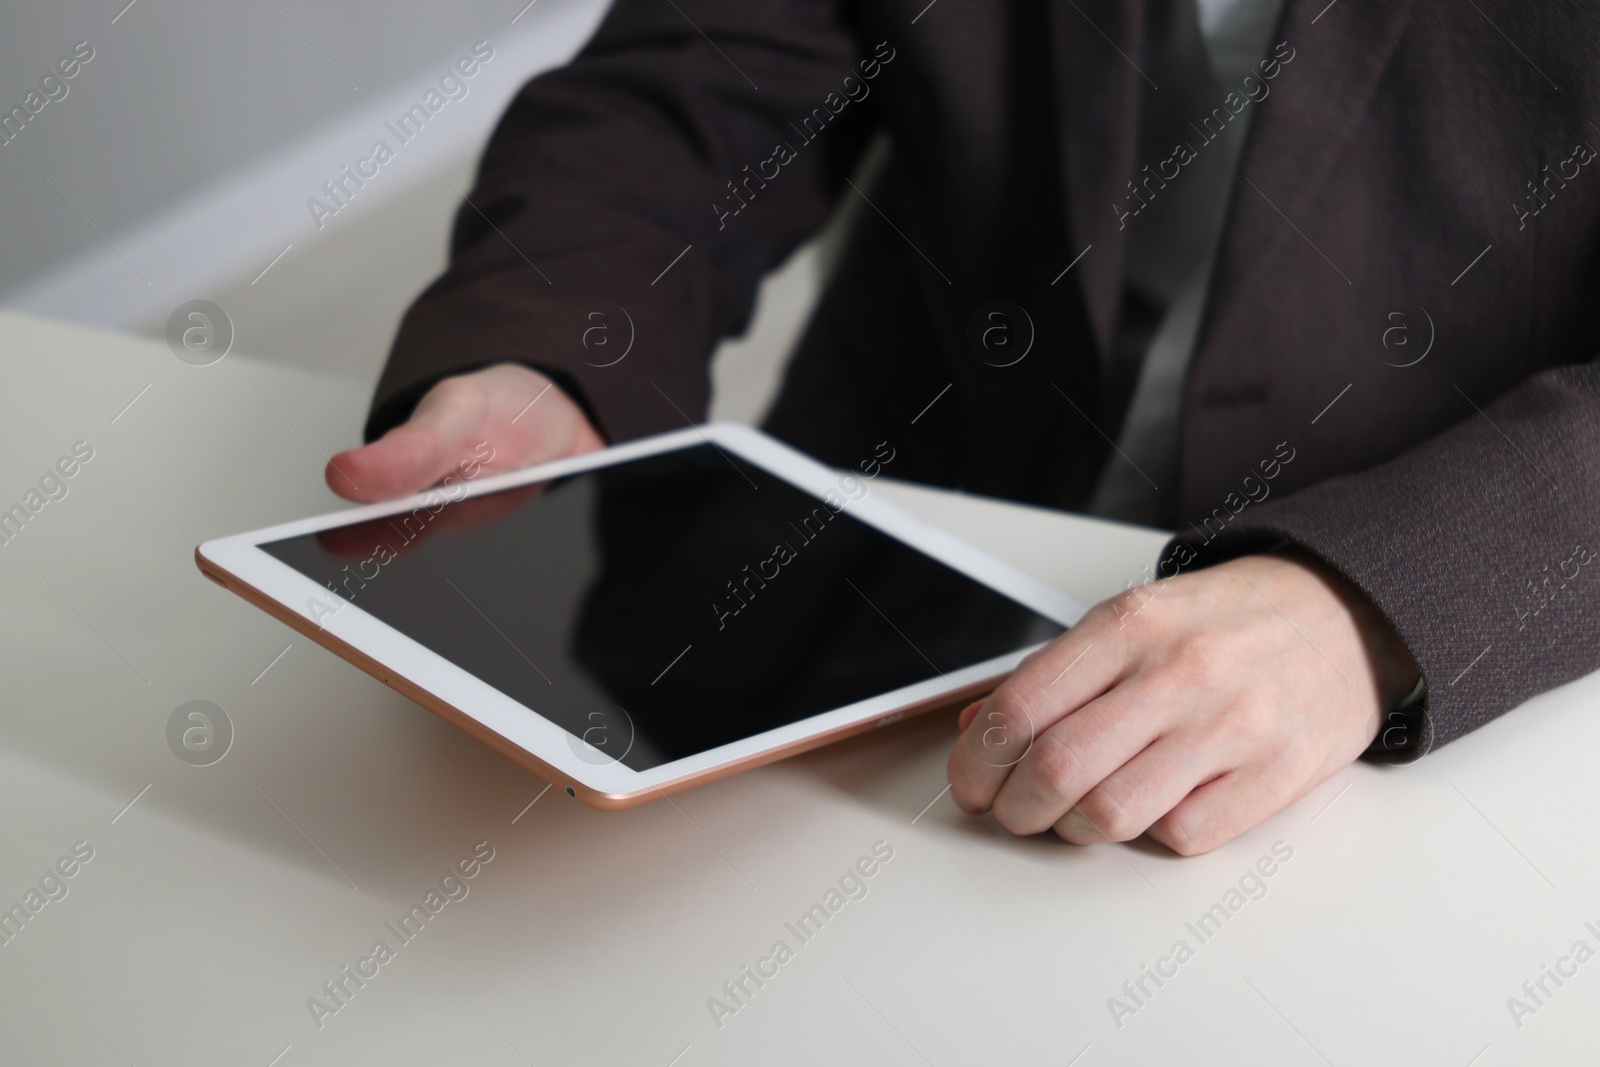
946,549 -> 1420,854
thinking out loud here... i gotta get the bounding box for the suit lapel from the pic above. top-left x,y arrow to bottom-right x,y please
1203,0 -> 1419,325
1051,0 -> 1419,363
1050,0 -> 1148,363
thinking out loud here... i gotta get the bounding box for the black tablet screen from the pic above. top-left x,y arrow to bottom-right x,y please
262,444 -> 1064,771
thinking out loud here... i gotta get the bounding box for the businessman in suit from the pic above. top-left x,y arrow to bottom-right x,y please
325,0 -> 1600,852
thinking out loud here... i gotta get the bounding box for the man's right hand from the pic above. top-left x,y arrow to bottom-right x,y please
325,362 -> 605,503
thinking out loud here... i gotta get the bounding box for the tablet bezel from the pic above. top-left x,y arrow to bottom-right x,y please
196,423 -> 1087,808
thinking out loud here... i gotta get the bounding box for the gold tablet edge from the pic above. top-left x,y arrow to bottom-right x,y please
195,546 -> 993,811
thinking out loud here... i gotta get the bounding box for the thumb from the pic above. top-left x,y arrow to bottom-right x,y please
326,365 -> 602,503
327,382 -> 485,503
958,699 -> 985,732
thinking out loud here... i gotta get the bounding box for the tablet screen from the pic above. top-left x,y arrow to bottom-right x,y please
262,444 -> 1063,771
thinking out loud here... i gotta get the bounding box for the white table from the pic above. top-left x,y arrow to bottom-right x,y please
1,310 -> 1594,1066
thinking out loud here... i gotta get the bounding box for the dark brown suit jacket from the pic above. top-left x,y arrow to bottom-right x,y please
368,0 -> 1600,762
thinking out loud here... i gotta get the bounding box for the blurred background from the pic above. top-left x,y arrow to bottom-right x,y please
0,0 -> 845,422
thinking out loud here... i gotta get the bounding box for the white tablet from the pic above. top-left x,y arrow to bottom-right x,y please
196,423 -> 1085,808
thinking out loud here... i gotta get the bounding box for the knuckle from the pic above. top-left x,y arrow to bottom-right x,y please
1029,733 -> 1085,801
1014,639 -> 1056,673
485,360 -> 533,380
1217,692 -> 1279,746
1166,634 -> 1224,688
1123,580 -> 1169,617
991,796 -> 1040,836
980,687 -> 1040,745
1153,811 -> 1216,856
988,684 -> 1037,724
1103,587 -> 1153,632
432,374 -> 475,402
427,376 -> 487,422
945,749 -> 993,810
1107,587 -> 1144,617
1089,583 -> 1179,662
1050,818 -> 1088,845
1080,596 -> 1121,635
1075,786 -> 1140,842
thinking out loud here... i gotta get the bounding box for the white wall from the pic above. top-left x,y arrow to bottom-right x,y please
0,0 -> 834,421
3,0 -> 838,425
0,0 -> 606,331
0,0 -> 597,287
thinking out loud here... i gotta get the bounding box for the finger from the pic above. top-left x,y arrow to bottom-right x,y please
986,678 -> 1174,835
947,610 -> 1128,815
470,369 -> 606,471
1145,758 -> 1311,856
327,379 -> 490,502
326,366 -> 602,503
326,426 -> 448,502
957,699 -> 984,732
1051,731 -> 1227,845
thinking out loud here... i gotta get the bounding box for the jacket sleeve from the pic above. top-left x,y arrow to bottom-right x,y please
1161,360 -> 1600,763
365,0 -> 880,443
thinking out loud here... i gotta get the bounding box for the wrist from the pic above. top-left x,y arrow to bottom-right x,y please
1271,544 -> 1421,710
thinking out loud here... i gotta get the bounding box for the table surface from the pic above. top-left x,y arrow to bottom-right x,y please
1,310 -> 1595,1066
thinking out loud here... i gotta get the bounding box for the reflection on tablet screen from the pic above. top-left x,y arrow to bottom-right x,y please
262,445 -> 1063,771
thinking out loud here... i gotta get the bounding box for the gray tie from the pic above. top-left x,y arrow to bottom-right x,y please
1087,0 -> 1283,526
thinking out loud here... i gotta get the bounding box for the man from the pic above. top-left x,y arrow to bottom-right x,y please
326,0 -> 1600,853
